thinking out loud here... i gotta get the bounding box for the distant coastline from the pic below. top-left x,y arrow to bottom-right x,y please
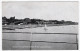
2,16 -> 78,26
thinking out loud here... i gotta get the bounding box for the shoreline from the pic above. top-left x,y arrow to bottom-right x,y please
2,24 -> 78,30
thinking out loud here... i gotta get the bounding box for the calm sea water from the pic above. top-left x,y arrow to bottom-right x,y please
3,25 -> 78,33
2,25 -> 78,50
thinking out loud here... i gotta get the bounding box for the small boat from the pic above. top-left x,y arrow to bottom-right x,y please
44,24 -> 48,31
3,27 -> 15,30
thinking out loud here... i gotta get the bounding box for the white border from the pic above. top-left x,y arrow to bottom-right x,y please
0,0 -> 79,51
0,0 -> 2,51
2,0 -> 79,1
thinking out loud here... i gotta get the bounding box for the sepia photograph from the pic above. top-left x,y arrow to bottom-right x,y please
2,1 -> 78,50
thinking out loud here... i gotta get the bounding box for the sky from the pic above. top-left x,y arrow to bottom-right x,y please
2,1 -> 78,22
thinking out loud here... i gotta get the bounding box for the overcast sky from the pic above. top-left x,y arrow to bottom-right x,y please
2,1 -> 78,22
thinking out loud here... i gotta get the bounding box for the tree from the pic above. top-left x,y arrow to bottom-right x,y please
9,16 -> 15,23
2,16 -> 8,25
2,16 -> 7,20
23,18 -> 31,24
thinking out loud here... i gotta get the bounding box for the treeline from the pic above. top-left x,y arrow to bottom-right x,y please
2,16 -> 78,25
